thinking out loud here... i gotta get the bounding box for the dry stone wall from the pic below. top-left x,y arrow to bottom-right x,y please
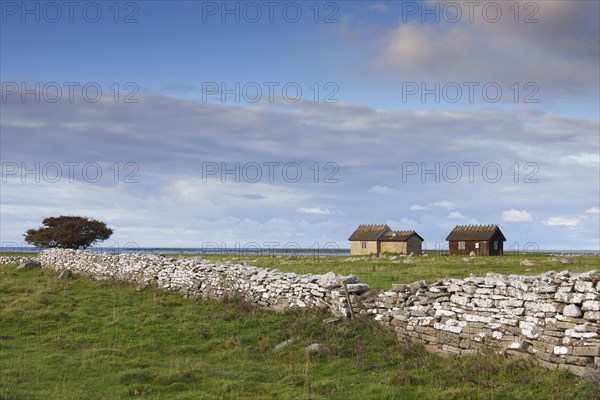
360,271 -> 600,378
1,256 -> 34,264
31,249 -> 360,316
2,249 -> 598,378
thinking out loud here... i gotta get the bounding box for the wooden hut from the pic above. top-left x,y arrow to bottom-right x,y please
446,224 -> 506,256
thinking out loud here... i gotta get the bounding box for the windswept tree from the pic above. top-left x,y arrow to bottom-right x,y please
24,216 -> 113,249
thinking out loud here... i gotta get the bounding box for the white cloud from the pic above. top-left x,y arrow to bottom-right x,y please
502,209 -> 533,222
448,211 -> 466,219
386,218 -> 418,229
167,178 -> 307,208
4,118 -> 46,128
368,185 -> 395,194
432,201 -> 456,209
297,207 -> 331,215
585,207 -> 600,214
410,201 -> 456,211
560,153 -> 600,168
543,217 -> 579,226
367,3 -> 389,12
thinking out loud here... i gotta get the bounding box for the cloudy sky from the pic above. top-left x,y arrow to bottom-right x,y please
1,1 -> 599,251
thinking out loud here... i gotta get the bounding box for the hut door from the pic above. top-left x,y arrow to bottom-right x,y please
479,242 -> 488,256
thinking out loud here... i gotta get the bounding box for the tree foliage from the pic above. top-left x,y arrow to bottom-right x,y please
24,216 -> 113,249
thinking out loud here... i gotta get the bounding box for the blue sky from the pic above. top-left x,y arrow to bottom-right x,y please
1,1 -> 599,250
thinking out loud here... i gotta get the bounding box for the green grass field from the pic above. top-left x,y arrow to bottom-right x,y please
1,257 -> 598,399
200,253 -> 600,290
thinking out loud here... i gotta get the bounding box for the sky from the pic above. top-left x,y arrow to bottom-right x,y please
1,0 -> 599,251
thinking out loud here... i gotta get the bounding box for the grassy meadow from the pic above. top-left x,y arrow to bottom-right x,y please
1,254 -> 599,399
201,252 -> 600,290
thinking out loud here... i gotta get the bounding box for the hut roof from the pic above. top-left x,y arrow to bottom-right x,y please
348,224 -> 391,241
445,225 -> 506,241
380,230 -> 423,242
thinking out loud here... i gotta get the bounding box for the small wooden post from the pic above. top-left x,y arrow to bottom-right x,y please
342,282 -> 356,322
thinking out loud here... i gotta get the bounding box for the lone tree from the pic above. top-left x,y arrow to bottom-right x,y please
24,216 -> 113,249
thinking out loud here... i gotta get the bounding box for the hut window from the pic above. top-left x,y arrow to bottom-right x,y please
475,242 -> 479,249
458,241 -> 465,250
361,241 -> 367,249
494,241 -> 498,250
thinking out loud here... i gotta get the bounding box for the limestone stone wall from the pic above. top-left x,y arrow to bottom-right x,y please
380,241 -> 407,254
0,256 -> 33,264
2,249 -> 598,378
350,240 -> 378,255
380,237 -> 423,255
26,249 -> 364,316
359,271 -> 600,378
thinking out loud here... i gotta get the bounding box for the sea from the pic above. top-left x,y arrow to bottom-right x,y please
2,247 -> 599,257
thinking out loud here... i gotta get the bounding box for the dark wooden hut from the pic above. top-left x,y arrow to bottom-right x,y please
446,225 -> 506,256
